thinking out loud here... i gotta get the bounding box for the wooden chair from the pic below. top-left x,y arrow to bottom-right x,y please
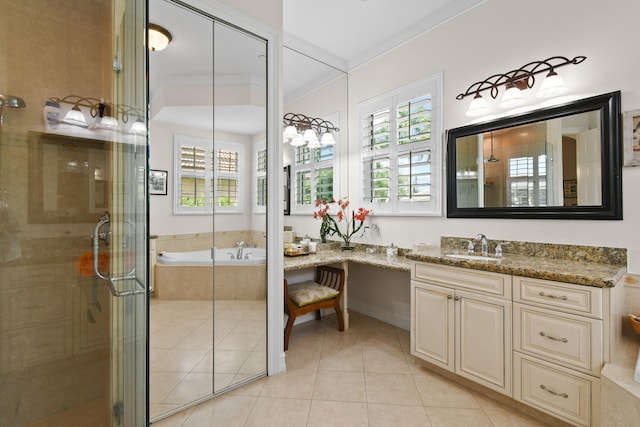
284,265 -> 345,350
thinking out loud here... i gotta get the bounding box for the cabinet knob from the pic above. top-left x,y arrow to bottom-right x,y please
454,296 -> 460,301
447,294 -> 453,300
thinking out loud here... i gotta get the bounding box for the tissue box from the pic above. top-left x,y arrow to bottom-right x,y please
284,231 -> 296,243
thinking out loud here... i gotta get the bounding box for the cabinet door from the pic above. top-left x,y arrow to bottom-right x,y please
456,290 -> 512,395
411,280 -> 454,371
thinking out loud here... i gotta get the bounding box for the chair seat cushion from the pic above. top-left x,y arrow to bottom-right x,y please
288,280 -> 339,307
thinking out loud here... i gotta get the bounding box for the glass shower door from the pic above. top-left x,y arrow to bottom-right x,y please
0,1 -> 148,426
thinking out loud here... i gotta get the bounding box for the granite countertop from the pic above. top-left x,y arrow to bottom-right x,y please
284,246 -> 626,288
284,250 -> 412,273
406,247 -> 626,288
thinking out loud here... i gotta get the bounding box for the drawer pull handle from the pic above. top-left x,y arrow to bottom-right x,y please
539,331 -> 568,343
538,291 -> 568,301
540,384 -> 568,398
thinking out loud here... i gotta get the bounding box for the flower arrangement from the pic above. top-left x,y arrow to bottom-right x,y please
313,197 -> 372,249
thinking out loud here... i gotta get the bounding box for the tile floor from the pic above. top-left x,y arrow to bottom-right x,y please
152,309 -> 553,427
150,298 -> 267,420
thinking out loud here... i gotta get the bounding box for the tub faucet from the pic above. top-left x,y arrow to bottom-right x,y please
235,241 -> 247,259
475,234 -> 488,257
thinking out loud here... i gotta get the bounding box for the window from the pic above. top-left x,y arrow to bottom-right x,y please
174,134 -> 243,214
254,142 -> 267,213
359,74 -> 442,215
507,154 -> 547,207
289,113 -> 339,213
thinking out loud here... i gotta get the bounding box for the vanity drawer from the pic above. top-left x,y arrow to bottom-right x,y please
514,304 -> 602,376
514,352 -> 598,427
513,276 -> 602,318
413,262 -> 511,299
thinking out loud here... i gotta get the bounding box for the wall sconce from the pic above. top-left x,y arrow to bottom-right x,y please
456,55 -> 587,117
283,113 -> 339,149
0,94 -> 26,126
149,24 -> 172,52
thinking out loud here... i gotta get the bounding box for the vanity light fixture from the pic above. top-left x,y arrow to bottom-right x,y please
457,55 -> 586,116
48,95 -> 144,131
148,24 -> 172,52
282,113 -> 339,148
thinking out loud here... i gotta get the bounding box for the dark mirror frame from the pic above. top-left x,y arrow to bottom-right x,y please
446,91 -> 622,220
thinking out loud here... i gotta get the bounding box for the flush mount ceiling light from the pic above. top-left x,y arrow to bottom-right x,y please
282,113 -> 339,149
457,55 -> 586,116
148,24 -> 172,52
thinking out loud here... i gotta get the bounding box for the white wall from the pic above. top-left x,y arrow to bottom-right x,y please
287,0 -> 640,272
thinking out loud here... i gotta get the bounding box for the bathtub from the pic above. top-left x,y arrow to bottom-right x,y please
154,248 -> 267,301
156,247 -> 267,266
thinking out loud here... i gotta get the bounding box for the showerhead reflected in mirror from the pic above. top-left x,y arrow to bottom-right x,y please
0,94 -> 26,125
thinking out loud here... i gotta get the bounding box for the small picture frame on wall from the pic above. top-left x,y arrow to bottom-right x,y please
284,165 -> 291,215
149,169 -> 168,195
623,109 -> 640,166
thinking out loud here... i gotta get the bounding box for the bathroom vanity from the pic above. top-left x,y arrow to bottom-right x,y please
407,240 -> 626,427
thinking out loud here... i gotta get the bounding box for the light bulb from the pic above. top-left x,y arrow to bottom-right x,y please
499,84 -> 525,109
536,70 -> 568,98
466,93 -> 488,117
320,132 -> 336,145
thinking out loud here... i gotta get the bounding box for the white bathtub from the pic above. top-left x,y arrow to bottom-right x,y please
156,247 -> 267,266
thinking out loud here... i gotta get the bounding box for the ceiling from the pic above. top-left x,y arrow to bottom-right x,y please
149,0 -> 485,133
283,0 -> 485,72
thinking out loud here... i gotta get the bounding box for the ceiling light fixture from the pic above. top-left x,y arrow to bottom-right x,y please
149,24 -> 172,52
282,113 -> 339,148
456,55 -> 586,116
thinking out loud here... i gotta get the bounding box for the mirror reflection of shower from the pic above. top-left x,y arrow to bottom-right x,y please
487,131 -> 499,162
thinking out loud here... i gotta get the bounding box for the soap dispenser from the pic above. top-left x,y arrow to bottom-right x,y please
386,243 -> 398,257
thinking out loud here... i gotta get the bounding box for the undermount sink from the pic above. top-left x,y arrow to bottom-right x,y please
445,254 -> 500,262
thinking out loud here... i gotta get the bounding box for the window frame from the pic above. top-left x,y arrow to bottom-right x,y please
173,134 -> 244,215
253,141 -> 267,214
358,73 -> 443,216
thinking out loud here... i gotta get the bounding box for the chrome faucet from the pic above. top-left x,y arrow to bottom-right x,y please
475,234 -> 488,257
235,241 -> 247,259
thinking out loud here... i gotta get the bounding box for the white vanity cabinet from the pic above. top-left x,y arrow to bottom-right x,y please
411,262 -> 513,396
513,276 -> 604,427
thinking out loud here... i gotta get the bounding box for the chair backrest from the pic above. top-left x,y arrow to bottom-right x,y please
315,266 -> 345,293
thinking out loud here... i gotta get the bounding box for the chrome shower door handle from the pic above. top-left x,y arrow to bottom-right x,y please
92,217 -> 145,297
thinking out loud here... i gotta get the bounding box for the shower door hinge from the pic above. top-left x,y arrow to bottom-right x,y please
113,401 -> 124,425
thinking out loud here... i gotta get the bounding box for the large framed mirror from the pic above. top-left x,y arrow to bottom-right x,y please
446,91 -> 622,219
